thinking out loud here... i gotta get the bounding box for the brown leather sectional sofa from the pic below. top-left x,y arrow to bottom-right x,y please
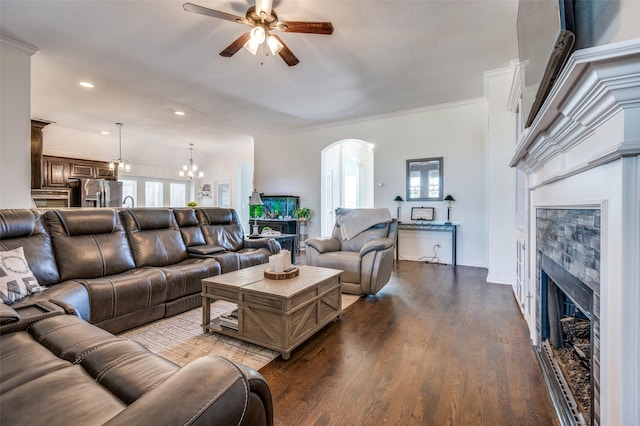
1,207 -> 278,333
0,207 -> 277,425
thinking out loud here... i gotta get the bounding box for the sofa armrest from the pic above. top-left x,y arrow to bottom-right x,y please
244,237 -> 280,254
359,237 -> 395,257
104,356 -> 272,426
0,304 -> 21,324
306,237 -> 341,253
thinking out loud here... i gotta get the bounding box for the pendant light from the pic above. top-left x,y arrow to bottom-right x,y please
108,122 -> 131,172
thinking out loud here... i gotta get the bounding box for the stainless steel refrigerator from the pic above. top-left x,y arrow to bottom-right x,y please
78,179 -> 122,207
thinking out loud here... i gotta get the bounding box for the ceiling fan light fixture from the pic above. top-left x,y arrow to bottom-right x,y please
244,38 -> 260,55
266,34 -> 283,55
249,26 -> 265,44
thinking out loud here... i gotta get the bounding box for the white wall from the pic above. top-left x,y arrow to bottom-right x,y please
199,148 -> 254,231
486,66 -> 518,284
597,0 -> 640,46
0,38 -> 37,208
254,100 -> 490,267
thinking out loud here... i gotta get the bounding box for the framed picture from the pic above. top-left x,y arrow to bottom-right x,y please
411,207 -> 435,221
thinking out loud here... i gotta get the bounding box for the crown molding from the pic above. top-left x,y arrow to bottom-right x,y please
0,35 -> 39,55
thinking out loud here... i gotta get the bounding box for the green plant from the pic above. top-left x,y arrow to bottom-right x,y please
186,201 -> 198,208
295,207 -> 312,220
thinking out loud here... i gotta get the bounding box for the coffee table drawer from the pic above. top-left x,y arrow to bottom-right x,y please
206,286 -> 241,301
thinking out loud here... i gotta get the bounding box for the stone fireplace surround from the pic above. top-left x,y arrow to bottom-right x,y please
537,209 -> 600,425
510,39 -> 640,425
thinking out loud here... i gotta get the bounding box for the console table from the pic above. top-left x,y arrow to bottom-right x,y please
396,222 -> 457,268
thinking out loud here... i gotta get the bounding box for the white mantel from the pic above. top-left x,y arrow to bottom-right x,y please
511,38 -> 640,426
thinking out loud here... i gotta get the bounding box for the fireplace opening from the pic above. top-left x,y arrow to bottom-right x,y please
539,257 -> 594,426
545,281 -> 592,423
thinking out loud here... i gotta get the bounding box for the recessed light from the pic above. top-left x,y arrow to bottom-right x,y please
80,81 -> 94,88
101,131 -> 110,135
175,111 -> 185,116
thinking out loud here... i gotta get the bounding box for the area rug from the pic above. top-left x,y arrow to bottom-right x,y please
120,294 -> 360,371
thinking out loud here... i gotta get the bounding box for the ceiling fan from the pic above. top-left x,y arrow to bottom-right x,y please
183,0 -> 334,66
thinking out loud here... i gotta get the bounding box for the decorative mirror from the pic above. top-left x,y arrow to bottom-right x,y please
406,157 -> 443,201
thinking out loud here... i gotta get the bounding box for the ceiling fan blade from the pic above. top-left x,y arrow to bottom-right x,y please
220,32 -> 251,57
255,0 -> 273,19
272,35 -> 299,66
183,3 -> 247,24
276,21 -> 334,35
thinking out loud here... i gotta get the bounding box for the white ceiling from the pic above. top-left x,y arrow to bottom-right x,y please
1,0 -> 519,164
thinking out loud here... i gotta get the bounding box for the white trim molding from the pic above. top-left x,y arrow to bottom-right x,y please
510,38 -> 640,173
0,35 -> 39,55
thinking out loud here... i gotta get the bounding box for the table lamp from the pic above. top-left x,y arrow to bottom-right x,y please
393,195 -> 404,220
249,190 -> 263,236
444,194 -> 455,224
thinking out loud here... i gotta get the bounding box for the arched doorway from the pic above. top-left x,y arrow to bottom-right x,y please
320,139 -> 374,236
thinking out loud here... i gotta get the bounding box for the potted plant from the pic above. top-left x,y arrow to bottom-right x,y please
295,207 -> 311,221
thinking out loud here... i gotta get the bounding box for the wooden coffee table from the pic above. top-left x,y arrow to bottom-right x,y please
201,264 -> 342,360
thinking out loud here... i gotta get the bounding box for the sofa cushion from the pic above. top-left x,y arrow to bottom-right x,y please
196,208 -> 245,251
0,331 -> 71,394
173,208 -> 207,247
45,209 -> 135,281
205,252 -> 240,274
120,209 -> 189,267
237,248 -> 272,269
161,257 -> 220,301
313,251 -> 362,283
0,247 -> 45,304
1,364 -> 126,425
0,209 -> 60,285
30,315 -> 178,404
77,268 -> 167,324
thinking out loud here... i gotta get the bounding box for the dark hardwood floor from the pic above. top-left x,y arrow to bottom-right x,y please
259,260 -> 558,425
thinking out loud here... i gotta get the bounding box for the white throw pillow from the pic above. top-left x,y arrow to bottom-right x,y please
0,247 -> 45,304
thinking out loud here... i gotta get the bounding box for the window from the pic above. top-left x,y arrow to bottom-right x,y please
120,179 -> 137,207
145,181 -> 163,207
406,157 -> 443,201
170,182 -> 187,207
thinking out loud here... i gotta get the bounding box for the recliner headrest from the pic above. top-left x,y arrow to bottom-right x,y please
173,208 -> 199,227
50,209 -> 118,236
122,208 -> 175,230
196,208 -> 236,225
0,209 -> 37,239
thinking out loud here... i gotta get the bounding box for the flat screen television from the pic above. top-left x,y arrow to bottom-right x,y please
517,0 -> 576,128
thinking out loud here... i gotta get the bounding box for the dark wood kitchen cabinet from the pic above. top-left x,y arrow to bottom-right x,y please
43,157 -> 70,187
41,155 -> 117,187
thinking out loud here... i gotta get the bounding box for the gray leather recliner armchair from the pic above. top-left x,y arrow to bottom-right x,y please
305,208 -> 397,295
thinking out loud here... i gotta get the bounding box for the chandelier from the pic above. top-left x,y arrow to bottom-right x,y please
179,143 -> 204,179
108,122 -> 131,172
